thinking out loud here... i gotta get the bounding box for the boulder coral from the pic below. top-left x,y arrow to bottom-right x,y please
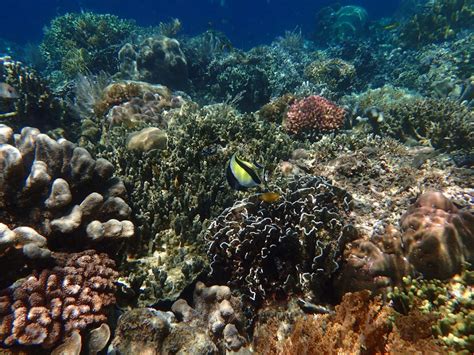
118,36 -> 188,89
0,250 -> 117,349
336,192 -> 474,295
110,282 -> 248,354
0,124 -> 133,286
400,191 -> 474,279
284,95 -> 346,135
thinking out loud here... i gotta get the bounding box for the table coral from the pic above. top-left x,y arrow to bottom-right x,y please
207,175 -> 353,304
284,95 -> 346,135
0,250 -> 117,350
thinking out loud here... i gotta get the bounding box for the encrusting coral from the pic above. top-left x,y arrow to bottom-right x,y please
0,124 -> 133,287
0,250 -> 118,350
206,175 -> 353,305
284,95 -> 346,135
109,281 -> 248,354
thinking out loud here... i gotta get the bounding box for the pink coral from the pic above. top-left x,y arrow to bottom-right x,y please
284,95 -> 346,134
0,250 -> 117,349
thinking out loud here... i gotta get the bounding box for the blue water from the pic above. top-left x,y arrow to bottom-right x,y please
1,0 -> 401,48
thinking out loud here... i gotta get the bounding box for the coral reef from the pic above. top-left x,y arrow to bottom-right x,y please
0,250 -> 117,349
0,57 -> 66,134
284,95 -> 346,135
0,124 -> 133,287
89,101 -> 296,306
336,191 -> 473,294
256,290 -> 444,354
304,58 -> 356,94
118,36 -> 188,89
398,0 -> 474,48
257,94 -> 296,124
400,191 -> 474,279
110,282 -> 248,354
389,269 -> 474,353
40,12 -> 136,82
342,85 -> 474,152
206,175 -> 353,304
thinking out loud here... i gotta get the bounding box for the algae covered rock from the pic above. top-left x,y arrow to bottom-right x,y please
126,127 -> 168,152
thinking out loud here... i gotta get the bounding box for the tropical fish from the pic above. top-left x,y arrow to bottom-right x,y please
0,83 -> 19,99
226,153 -> 263,190
258,191 -> 281,203
382,22 -> 399,31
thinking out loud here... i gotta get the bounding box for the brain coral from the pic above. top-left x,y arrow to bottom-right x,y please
207,175 -> 353,304
284,95 -> 346,135
0,250 -> 117,349
0,124 -> 133,286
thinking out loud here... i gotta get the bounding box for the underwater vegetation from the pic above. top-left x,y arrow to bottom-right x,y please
0,0 -> 473,353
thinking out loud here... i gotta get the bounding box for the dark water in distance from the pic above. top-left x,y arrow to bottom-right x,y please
0,0 -> 401,48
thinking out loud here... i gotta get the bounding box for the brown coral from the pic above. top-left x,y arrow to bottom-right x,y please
0,250 -> 117,349
400,191 -> 474,279
284,95 -> 346,134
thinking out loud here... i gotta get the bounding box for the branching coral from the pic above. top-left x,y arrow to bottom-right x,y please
284,95 -> 346,135
0,250 -> 117,349
93,102 -> 297,306
0,57 -> 66,134
398,0 -> 474,48
40,12 -> 136,81
304,58 -> 356,93
206,175 -> 353,304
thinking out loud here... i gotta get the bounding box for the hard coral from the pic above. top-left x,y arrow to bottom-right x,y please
0,250 -> 117,349
336,192 -> 474,295
304,58 -> 356,93
0,57 -> 65,134
400,191 -> 474,279
389,269 -> 474,353
284,95 -> 346,135
118,36 -> 188,89
110,282 -> 248,354
0,124 -> 133,286
40,12 -> 135,81
207,175 -> 352,305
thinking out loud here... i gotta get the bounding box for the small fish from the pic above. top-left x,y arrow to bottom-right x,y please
258,191 -> 281,203
226,153 -> 263,190
382,22 -> 399,31
0,83 -> 19,99
297,298 -> 334,314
